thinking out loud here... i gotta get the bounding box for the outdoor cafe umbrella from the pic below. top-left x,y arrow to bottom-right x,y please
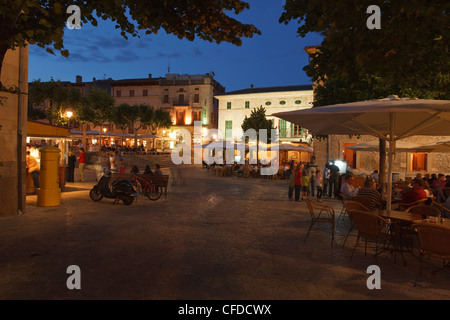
273,96 -> 450,212
409,139 -> 450,153
345,140 -> 421,152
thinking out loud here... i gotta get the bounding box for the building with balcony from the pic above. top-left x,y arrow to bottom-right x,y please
215,85 -> 314,162
109,73 -> 225,148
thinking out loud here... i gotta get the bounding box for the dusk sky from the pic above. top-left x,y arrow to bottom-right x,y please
28,0 -> 323,92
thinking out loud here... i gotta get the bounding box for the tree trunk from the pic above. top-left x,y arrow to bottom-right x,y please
379,139 -> 387,186
82,123 -> 88,149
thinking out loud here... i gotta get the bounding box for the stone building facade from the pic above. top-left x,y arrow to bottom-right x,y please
0,46 -> 28,216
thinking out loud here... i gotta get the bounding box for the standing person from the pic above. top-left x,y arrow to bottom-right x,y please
288,166 -> 295,200
322,164 -> 330,197
26,151 -> 40,190
315,170 -> 323,202
294,165 -> 302,201
328,160 -> 340,198
308,156 -> 319,197
77,148 -> 86,182
67,151 -> 76,182
301,166 -> 310,201
117,151 -> 125,174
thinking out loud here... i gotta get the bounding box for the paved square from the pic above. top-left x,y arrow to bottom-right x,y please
0,166 -> 449,299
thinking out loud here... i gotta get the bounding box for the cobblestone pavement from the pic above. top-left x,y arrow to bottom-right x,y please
1,165 -> 449,299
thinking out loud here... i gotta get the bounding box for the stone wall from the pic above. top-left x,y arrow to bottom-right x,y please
312,134 -> 450,179
0,47 -> 28,216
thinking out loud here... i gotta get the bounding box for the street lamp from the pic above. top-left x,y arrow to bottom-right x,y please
66,110 -> 73,129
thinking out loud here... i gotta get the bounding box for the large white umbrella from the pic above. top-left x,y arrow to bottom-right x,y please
410,139 -> 450,153
273,96 -> 450,212
267,143 -> 314,153
345,140 -> 421,152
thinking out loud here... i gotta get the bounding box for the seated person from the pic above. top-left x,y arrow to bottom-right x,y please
153,164 -> 163,176
144,165 -> 153,175
399,178 -> 427,205
130,165 -> 139,175
340,173 -> 359,200
357,179 -> 383,210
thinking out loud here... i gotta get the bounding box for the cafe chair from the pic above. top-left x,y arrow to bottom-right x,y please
413,223 -> 450,287
431,201 -> 450,219
406,204 -> 441,220
305,198 -> 335,247
342,201 -> 371,247
350,210 -> 396,263
397,198 -> 427,211
337,193 -> 353,222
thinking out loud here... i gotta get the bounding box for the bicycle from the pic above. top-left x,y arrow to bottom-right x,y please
132,174 -> 163,201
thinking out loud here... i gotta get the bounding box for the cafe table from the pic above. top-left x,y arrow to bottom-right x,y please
376,209 -> 423,265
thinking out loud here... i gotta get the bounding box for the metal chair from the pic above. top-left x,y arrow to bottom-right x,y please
305,198 -> 335,247
342,201 -> 371,247
413,223 -> 450,286
350,210 -> 396,263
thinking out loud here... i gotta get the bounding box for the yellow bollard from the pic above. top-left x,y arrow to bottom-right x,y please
37,146 -> 61,207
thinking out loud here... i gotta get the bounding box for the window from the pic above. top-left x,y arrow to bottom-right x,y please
179,94 -> 184,105
227,102 -> 231,109
129,90 -> 134,97
343,144 -> 357,169
280,100 -> 286,105
295,100 -> 302,105
116,90 -> 121,97
245,101 -> 250,109
225,121 -> 233,139
265,101 -> 272,106
194,94 -> 200,103
143,89 -> 148,97
411,153 -> 428,171
279,119 -> 287,138
163,95 -> 169,104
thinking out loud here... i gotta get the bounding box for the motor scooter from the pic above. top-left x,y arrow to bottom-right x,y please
89,169 -> 138,205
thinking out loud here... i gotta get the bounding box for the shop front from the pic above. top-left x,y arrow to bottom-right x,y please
26,121 -> 70,194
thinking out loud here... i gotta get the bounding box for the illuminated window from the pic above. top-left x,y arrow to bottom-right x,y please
411,153 -> 427,171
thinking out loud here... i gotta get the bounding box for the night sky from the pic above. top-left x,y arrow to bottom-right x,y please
28,0 -> 323,92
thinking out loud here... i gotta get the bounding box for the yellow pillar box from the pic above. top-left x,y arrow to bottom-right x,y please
37,146 -> 61,207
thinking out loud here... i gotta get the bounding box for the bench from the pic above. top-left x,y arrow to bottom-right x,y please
111,173 -> 169,195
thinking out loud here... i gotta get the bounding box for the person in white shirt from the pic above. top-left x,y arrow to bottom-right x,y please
340,173 -> 359,200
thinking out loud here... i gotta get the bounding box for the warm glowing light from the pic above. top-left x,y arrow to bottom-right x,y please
66,111 -> 73,118
103,128 -> 107,133
202,127 -> 208,137
185,113 -> 192,125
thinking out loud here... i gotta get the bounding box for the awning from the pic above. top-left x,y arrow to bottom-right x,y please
27,121 -> 70,138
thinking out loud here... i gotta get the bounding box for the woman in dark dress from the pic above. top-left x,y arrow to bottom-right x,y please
67,152 -> 76,182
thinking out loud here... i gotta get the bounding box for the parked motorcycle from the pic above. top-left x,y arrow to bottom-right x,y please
89,169 -> 138,205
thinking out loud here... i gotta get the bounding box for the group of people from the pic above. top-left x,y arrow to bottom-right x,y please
397,173 -> 450,209
286,157 -> 342,202
337,169 -> 450,212
130,164 -> 163,176
286,156 -> 341,202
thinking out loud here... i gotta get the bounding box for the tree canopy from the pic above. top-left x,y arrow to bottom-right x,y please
28,79 -> 83,126
241,106 -> 274,143
280,0 -> 449,98
0,0 -> 260,90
